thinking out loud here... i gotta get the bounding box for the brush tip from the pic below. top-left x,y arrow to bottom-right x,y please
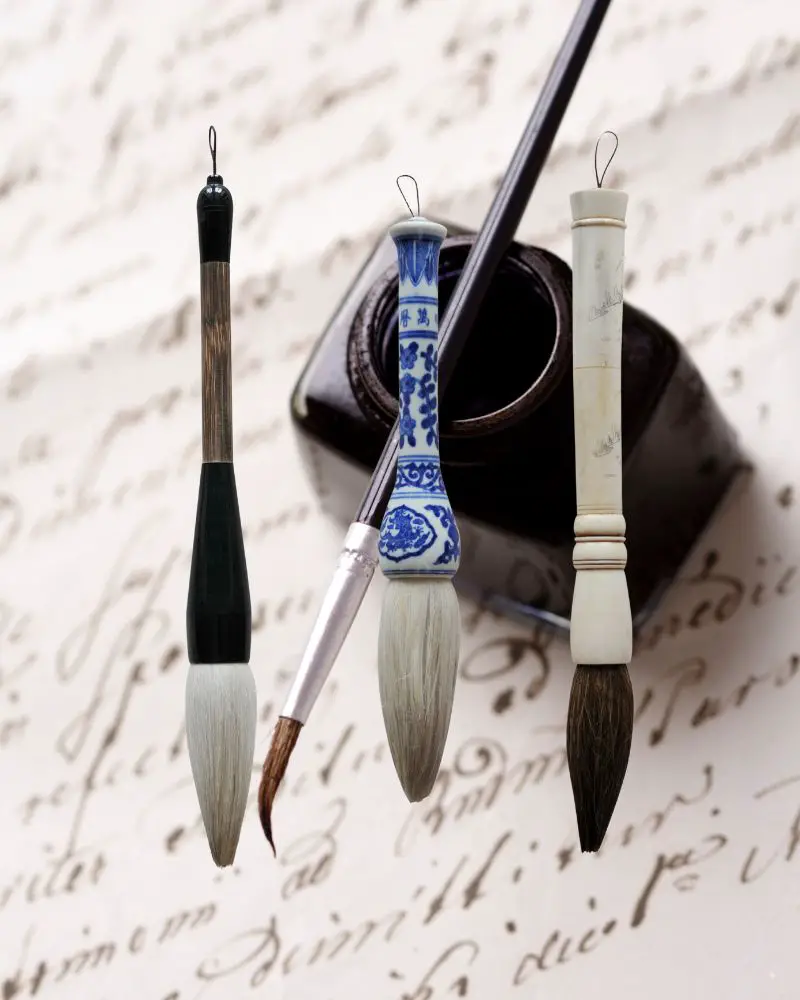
258,716 -> 302,856
566,663 -> 633,853
257,782 -> 277,857
378,578 -> 460,803
185,662 -> 257,868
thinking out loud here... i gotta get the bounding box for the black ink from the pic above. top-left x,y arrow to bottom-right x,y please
630,834 -> 727,928
280,798 -> 346,900
740,775 -> 800,884
400,942 -> 480,1000
462,832 -> 512,909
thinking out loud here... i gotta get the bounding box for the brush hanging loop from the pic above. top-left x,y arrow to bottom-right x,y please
594,130 -> 618,189
396,173 -> 421,217
208,125 -> 217,175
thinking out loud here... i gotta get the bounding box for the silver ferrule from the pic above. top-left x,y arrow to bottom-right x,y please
281,522 -> 380,724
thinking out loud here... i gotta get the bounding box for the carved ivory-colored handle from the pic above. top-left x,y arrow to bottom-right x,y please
569,188 -> 632,665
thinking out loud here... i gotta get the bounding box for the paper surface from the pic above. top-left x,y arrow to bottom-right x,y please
2,1 -> 800,997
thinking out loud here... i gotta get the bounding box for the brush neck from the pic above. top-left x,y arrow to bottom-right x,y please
378,221 -> 460,580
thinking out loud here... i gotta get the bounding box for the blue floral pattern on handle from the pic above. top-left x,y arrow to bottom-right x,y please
378,219 -> 461,579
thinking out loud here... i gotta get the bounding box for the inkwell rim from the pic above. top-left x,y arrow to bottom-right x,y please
348,234 -> 572,439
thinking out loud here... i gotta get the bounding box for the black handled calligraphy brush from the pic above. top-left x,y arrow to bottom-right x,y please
186,127 -> 257,868
566,133 -> 633,853
258,0 -> 615,854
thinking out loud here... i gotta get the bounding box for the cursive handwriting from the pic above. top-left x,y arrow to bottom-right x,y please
3,900 -> 217,996
3,4 -> 800,998
634,549 -> 796,654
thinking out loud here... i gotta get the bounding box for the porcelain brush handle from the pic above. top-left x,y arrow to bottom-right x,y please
378,218 -> 461,578
569,189 -> 632,665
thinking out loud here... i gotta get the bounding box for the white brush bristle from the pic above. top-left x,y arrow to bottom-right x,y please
185,662 -> 257,868
378,578 -> 460,802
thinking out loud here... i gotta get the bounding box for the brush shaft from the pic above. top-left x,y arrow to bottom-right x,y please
570,189 -> 632,664
201,262 -> 233,463
570,190 -> 627,516
570,191 -> 626,531
356,0 -> 613,530
378,219 -> 460,579
187,462 -> 252,663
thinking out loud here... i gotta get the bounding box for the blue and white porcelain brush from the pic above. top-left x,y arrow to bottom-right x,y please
376,181 -> 461,801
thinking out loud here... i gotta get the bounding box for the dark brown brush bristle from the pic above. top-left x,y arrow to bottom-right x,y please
566,664 -> 633,853
258,716 -> 302,857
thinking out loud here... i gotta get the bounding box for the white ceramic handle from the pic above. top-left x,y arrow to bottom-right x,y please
569,188 -> 632,665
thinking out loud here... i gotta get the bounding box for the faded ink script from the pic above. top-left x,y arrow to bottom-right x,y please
3,0 -> 800,998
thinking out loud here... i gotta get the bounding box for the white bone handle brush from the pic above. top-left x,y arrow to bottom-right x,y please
377,177 -> 461,802
185,127 -> 256,868
566,132 -> 634,853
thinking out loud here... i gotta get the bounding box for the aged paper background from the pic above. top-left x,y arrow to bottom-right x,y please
2,1 -> 800,997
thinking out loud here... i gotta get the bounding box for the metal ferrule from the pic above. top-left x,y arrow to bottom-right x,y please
281,522 -> 380,724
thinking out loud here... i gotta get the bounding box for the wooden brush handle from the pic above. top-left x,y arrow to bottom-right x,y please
377,218 -> 461,579
200,261 -> 233,463
569,189 -> 632,665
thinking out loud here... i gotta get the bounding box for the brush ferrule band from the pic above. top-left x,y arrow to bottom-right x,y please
571,217 -> 626,229
575,513 -> 626,536
282,523 -> 379,724
201,261 -> 233,463
573,539 -> 628,570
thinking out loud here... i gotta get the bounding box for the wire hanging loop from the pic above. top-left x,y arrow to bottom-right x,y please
209,125 -> 217,176
396,174 -> 421,217
594,130 -> 619,189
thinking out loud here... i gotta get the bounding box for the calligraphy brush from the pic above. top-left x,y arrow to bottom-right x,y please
186,127 -> 257,868
258,0 -> 615,853
566,133 -> 633,853
376,180 -> 461,803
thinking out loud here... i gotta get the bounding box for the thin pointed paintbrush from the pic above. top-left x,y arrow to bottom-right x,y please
185,127 -> 257,867
566,133 -> 633,852
258,0 -> 615,853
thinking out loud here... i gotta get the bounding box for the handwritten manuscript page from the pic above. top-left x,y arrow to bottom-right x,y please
1,1 -> 800,997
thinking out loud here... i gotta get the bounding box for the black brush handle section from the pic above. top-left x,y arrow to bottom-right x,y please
356,0 -> 613,530
187,462 -> 252,663
197,175 -> 233,264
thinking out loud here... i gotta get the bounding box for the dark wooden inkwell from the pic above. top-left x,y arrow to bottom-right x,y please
289,225 -> 744,634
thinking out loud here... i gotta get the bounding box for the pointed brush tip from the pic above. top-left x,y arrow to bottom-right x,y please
567,662 -> 633,855
571,793 -> 619,854
185,663 -> 256,874
203,821 -> 243,869
211,847 -> 237,868
206,823 -> 242,868
577,827 -> 604,854
577,805 -> 614,853
256,715 -> 303,858
378,579 -> 459,806
258,796 -> 277,856
399,772 -> 437,803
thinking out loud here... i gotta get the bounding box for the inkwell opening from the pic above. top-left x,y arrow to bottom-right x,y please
348,236 -> 572,460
